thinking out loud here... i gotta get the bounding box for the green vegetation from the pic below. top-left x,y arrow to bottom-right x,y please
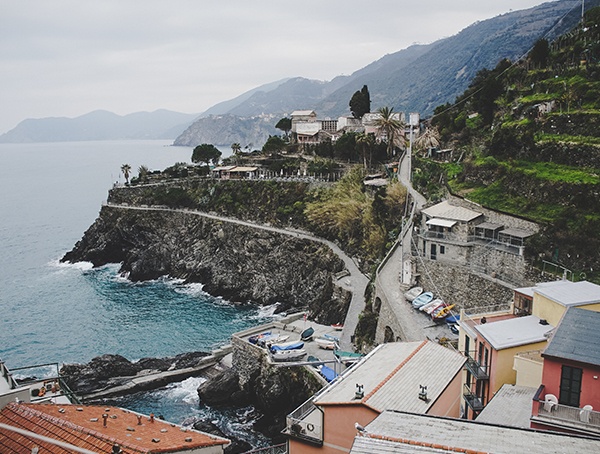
349,85 -> 371,119
423,8 -> 600,281
191,144 -> 221,167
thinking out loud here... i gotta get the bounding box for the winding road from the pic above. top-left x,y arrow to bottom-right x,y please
106,203 -> 369,350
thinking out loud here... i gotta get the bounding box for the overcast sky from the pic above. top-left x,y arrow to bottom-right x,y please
0,0 -> 556,134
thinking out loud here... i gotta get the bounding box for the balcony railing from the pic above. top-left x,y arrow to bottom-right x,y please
284,401 -> 323,445
463,383 -> 484,412
534,400 -> 600,436
464,352 -> 489,380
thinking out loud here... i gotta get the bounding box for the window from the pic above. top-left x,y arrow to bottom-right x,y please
440,245 -> 445,254
559,365 -> 583,407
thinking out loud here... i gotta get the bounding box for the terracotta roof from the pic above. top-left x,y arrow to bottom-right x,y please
0,403 -> 228,453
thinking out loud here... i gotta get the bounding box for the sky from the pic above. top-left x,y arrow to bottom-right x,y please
0,0 -> 557,134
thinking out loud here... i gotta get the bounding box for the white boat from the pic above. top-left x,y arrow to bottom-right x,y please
404,286 -> 423,302
271,349 -> 307,362
257,334 -> 289,347
315,337 -> 337,350
424,300 -> 446,315
420,298 -> 443,312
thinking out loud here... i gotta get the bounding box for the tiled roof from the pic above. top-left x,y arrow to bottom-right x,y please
314,341 -> 466,413
543,307 -> 600,367
0,403 -> 228,453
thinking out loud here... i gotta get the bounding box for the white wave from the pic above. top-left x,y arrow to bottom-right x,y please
256,303 -> 280,318
50,258 -> 94,271
174,282 -> 206,297
164,376 -> 206,404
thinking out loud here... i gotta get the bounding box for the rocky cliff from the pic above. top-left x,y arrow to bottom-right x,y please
62,205 -> 348,320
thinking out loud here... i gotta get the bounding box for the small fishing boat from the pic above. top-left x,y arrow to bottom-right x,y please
445,314 -> 460,324
404,286 -> 423,302
425,300 -> 447,315
331,323 -> 344,331
319,365 -> 338,382
419,298 -> 442,313
323,333 -> 340,342
300,326 -> 315,341
334,349 -> 364,363
432,304 -> 455,320
315,337 -> 337,350
270,341 -> 304,352
257,334 -> 289,347
411,292 -> 434,309
248,331 -> 271,344
271,349 -> 307,362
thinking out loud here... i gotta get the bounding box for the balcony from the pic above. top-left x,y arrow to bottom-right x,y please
464,352 -> 489,380
533,399 -> 600,437
463,384 -> 484,412
283,400 -> 323,446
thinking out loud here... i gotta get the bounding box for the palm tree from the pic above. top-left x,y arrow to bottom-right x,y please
415,127 -> 441,154
356,132 -> 375,169
121,163 -> 131,184
373,107 -> 405,158
138,165 -> 149,182
231,143 -> 242,164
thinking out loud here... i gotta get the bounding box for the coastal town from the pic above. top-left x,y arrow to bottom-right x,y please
2,1 -> 600,454
2,109 -> 600,452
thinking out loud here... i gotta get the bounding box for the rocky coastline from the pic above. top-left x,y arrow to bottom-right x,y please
61,205 -> 350,324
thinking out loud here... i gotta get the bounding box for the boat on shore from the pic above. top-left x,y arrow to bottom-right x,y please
412,292 -> 434,309
257,333 -> 289,347
432,304 -> 455,320
334,349 -> 364,364
424,299 -> 446,315
300,326 -> 314,341
319,365 -> 338,382
315,337 -> 337,350
404,286 -> 423,302
271,349 -> 307,362
331,323 -> 344,331
248,331 -> 271,344
419,298 -> 441,313
270,340 -> 304,352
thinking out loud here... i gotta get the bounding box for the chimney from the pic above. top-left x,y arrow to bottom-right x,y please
102,414 -> 108,427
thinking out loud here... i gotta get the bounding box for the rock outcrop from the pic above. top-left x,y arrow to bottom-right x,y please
62,206 -> 347,318
60,352 -> 210,395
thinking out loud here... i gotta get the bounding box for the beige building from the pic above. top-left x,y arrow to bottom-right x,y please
285,341 -> 466,453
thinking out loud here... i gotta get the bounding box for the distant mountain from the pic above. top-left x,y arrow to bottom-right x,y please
0,109 -> 198,143
176,0 -> 594,147
173,114 -> 278,148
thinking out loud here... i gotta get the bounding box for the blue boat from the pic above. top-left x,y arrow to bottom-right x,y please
411,291 -> 434,309
248,331 -> 271,344
270,341 -> 304,352
319,365 -> 338,382
445,314 -> 460,324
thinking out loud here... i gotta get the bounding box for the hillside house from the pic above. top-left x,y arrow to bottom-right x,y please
284,341 -> 466,453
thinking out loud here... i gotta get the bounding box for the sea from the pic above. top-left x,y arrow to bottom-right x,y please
0,140 -> 275,446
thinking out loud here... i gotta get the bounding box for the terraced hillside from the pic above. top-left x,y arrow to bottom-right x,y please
423,8 -> 600,282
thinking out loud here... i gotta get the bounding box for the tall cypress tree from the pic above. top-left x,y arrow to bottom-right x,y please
349,85 -> 371,119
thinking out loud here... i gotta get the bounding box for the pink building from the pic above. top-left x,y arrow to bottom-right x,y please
531,307 -> 600,437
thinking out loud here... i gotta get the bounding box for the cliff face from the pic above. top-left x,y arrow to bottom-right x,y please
62,206 -> 348,320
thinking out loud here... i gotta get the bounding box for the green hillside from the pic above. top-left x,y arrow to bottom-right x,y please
423,7 -> 600,282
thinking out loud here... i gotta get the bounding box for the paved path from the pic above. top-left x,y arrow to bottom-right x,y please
106,203 -> 369,350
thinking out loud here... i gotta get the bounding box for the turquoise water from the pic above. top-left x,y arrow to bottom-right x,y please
0,140 -> 272,444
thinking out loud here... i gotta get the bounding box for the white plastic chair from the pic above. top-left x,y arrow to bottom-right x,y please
544,394 -> 558,412
580,404 -> 593,423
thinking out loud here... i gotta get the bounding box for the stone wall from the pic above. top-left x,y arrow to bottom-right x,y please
415,259 -> 514,313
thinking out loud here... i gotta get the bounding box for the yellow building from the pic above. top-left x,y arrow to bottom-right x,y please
458,280 -> 600,420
